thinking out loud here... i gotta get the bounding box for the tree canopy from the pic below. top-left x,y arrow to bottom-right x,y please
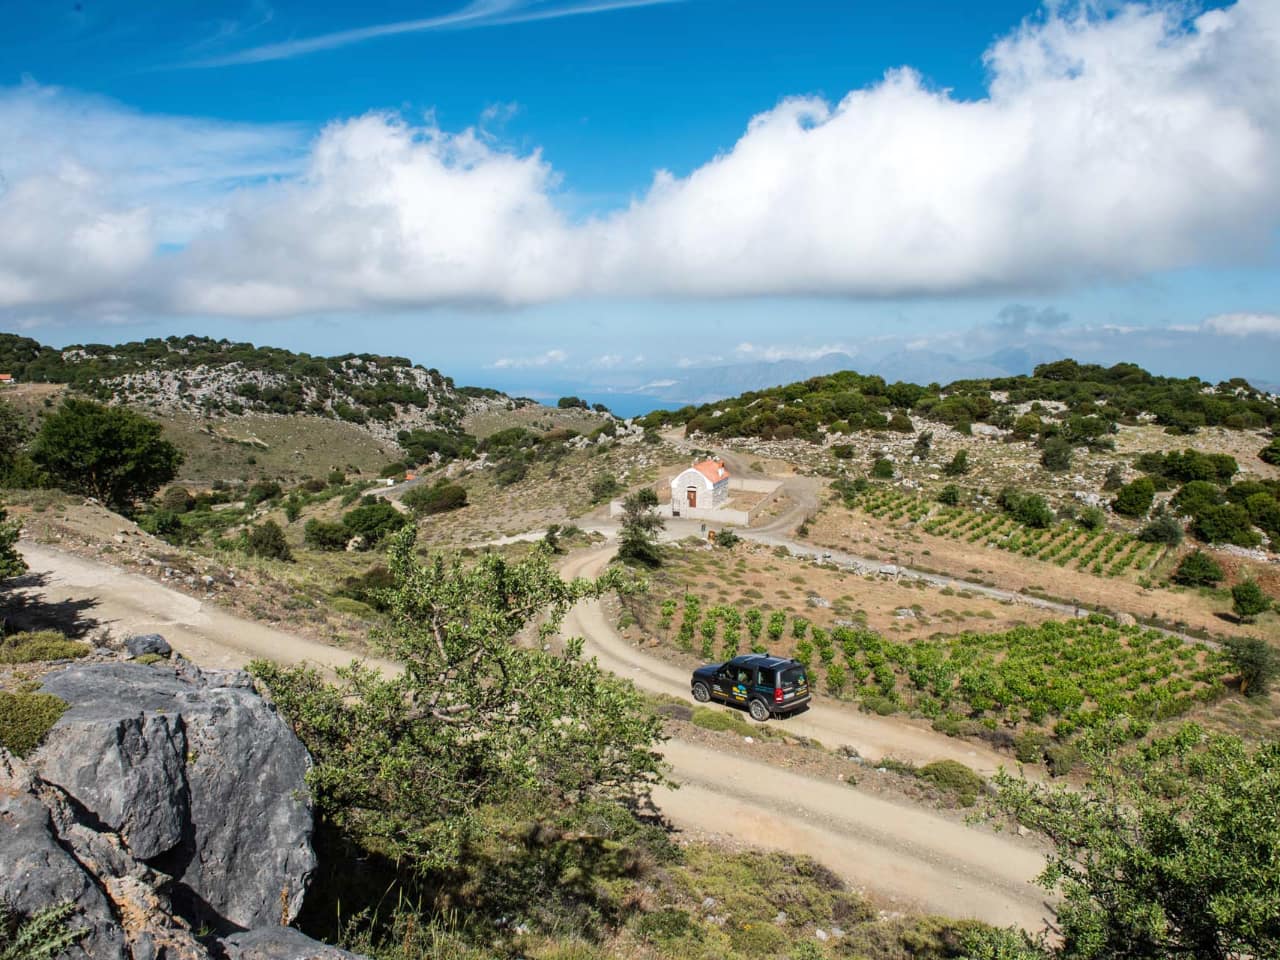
617,488 -> 663,566
30,399 -> 182,514
987,725 -> 1280,960
0,502 -> 25,583
251,529 -> 665,870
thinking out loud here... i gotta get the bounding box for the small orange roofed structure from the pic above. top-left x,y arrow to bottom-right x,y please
0,374 -> 14,385
670,458 -> 730,514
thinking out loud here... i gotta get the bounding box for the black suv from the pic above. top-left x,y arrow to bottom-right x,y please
690,654 -> 811,721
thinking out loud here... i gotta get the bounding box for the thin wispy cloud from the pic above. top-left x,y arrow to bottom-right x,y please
186,0 -> 682,68
492,348 -> 568,369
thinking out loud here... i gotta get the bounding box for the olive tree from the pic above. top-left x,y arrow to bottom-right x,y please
30,399 -> 182,514
251,528 -> 666,869
987,725 -> 1280,960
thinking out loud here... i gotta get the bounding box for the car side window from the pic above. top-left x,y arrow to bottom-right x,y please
757,667 -> 775,687
734,667 -> 752,684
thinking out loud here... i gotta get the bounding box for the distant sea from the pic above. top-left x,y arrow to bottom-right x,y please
578,393 -> 674,419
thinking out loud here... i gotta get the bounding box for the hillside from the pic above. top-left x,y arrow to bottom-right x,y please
643,359 -> 1280,441
0,333 -> 514,445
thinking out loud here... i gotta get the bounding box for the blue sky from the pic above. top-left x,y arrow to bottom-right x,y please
1,0 -> 1277,403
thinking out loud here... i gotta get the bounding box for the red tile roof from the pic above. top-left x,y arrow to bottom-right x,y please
693,459 -> 729,484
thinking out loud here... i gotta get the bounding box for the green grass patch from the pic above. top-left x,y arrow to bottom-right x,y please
691,707 -> 758,738
0,691 -> 68,756
0,631 -> 90,664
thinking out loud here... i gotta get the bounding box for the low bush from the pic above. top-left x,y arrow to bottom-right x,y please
1044,742 -> 1080,777
304,518 -> 349,551
917,760 -> 985,806
1013,729 -> 1049,764
0,691 -> 68,756
0,631 -> 89,664
690,707 -> 756,737
402,481 -> 467,516
244,520 -> 293,561
1171,550 -> 1224,587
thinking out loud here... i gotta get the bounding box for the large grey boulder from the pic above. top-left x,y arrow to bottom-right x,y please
220,927 -> 364,959
124,633 -> 172,658
0,752 -> 127,960
34,660 -> 317,931
0,750 -> 214,960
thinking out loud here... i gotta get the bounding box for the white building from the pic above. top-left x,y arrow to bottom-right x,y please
671,459 -> 730,515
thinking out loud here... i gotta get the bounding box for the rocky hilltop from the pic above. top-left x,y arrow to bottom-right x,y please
0,656 -> 362,960
0,333 -> 514,444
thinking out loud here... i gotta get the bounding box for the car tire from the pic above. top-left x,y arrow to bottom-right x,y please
748,698 -> 770,722
692,682 -> 711,703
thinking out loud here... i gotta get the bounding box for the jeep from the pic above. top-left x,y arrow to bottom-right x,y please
690,654 -> 811,721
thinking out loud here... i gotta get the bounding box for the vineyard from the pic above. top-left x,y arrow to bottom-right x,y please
655,596 -> 1228,746
843,485 -> 1166,578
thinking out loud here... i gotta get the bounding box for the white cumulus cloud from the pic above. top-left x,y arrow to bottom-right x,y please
1203,312 -> 1280,338
3,0 -> 1280,320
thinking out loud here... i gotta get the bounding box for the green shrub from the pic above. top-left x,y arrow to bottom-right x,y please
402,481 -> 468,516
1078,506 -> 1107,531
1137,511 -> 1183,545
0,631 -> 89,664
1231,581 -> 1271,623
1044,742 -> 1080,777
1112,477 -> 1156,518
943,450 -> 970,476
304,518 -> 349,551
938,484 -> 961,506
918,760 -> 984,806
342,500 -> 408,547
1013,730 -> 1049,764
589,474 -> 622,503
1171,550 -> 1224,587
1040,436 -> 1073,472
0,901 -> 86,960
1260,437 -> 1280,467
871,458 -> 895,479
1191,503 -> 1261,547
0,691 -> 68,756
244,520 -> 293,561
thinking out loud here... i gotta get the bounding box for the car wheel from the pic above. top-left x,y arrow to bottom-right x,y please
748,699 -> 770,722
692,682 -> 711,703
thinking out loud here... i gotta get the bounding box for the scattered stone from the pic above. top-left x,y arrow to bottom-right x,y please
221,926 -> 366,957
815,928 -> 829,941
124,634 -> 172,659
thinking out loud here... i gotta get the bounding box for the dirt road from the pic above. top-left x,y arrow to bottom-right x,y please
12,542 -> 399,676
14,540 -> 1049,930
561,547 -> 1019,775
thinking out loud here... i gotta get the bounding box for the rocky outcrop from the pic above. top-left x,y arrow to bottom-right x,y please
0,655 -> 361,959
35,660 -> 316,930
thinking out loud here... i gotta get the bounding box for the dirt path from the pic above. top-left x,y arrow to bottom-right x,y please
656,740 -> 1049,929
14,539 -> 1049,930
561,548 -> 1018,775
12,542 -> 400,676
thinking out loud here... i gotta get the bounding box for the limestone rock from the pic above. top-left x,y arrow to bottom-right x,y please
0,751 -> 127,960
220,927 -> 365,960
36,661 -> 316,931
124,634 -> 172,658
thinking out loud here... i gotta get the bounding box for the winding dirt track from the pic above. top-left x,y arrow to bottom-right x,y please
14,540 -> 1051,930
